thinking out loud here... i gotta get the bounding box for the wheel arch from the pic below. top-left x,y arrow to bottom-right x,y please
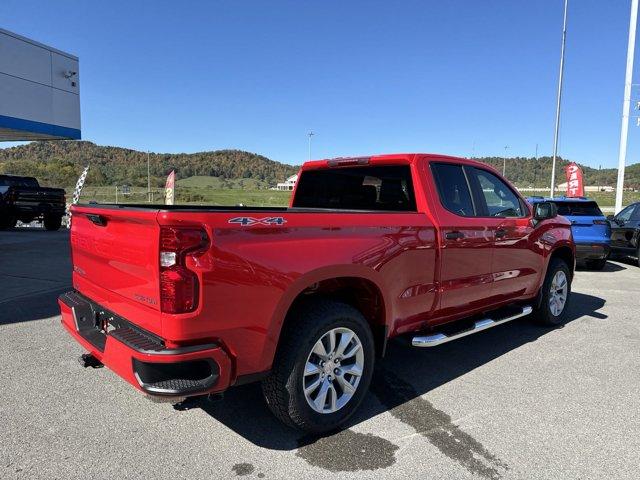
535,243 -> 575,309
264,266 -> 389,369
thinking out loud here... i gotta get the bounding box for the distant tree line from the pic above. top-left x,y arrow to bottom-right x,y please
0,141 -> 638,189
477,156 -> 640,189
0,141 -> 298,188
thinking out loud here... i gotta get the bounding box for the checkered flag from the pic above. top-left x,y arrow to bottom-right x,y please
67,166 -> 90,228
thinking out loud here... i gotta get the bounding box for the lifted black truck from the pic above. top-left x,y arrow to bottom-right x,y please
0,175 -> 66,230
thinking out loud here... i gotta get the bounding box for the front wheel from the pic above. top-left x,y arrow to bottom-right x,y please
43,215 -> 62,231
533,258 -> 572,326
262,300 -> 375,433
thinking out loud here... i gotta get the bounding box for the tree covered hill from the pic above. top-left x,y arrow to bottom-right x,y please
0,141 -> 638,189
478,156 -> 640,189
0,141 -> 299,188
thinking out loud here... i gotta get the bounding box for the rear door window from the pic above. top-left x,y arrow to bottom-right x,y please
615,204 -> 638,222
430,163 -> 476,216
292,165 -> 416,211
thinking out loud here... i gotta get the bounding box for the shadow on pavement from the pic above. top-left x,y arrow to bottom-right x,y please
0,286 -> 70,325
576,260 -> 627,273
197,292 -> 606,454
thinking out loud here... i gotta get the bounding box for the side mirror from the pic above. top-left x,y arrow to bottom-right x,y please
533,201 -> 557,221
606,214 -> 615,221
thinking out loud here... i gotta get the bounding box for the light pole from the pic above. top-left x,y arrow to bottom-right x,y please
503,145 -> 509,177
615,0 -> 639,213
550,0 -> 569,198
146,151 -> 151,203
308,131 -> 314,161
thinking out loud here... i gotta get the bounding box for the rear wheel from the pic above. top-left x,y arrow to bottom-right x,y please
0,215 -> 17,230
43,215 -> 62,231
585,258 -> 606,270
533,258 -> 572,326
262,300 -> 375,433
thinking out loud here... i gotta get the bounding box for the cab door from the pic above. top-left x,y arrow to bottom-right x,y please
428,162 -> 494,320
610,204 -> 640,252
466,167 -> 539,303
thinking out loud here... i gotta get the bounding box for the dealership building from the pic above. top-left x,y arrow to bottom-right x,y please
0,27 -> 80,142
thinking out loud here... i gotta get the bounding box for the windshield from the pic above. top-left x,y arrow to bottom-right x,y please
554,201 -> 603,217
0,176 -> 39,187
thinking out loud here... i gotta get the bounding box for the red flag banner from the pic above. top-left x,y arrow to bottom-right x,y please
165,170 -> 175,205
564,163 -> 584,197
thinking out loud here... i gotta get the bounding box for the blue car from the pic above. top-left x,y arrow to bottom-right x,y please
527,197 -> 611,270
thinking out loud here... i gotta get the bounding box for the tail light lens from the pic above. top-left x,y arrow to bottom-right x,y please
159,227 -> 209,314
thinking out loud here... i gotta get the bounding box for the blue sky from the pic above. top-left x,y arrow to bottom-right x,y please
2,0 -> 639,167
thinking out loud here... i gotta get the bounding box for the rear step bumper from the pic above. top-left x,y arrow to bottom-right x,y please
575,243 -> 610,261
412,305 -> 533,347
58,291 -> 232,397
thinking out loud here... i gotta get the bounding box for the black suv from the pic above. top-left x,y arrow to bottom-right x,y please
608,201 -> 640,266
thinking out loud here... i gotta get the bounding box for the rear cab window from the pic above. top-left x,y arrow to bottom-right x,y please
292,165 -> 416,211
554,201 -> 603,217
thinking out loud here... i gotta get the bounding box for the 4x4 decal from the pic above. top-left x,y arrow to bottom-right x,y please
228,216 -> 287,227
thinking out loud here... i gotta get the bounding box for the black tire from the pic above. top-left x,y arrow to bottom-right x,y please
43,215 -> 62,231
0,215 -> 16,230
533,258 -> 572,326
585,258 -> 607,270
261,299 -> 375,433
636,245 -> 640,268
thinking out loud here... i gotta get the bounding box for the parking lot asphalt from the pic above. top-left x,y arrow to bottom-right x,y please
1,228 -> 639,480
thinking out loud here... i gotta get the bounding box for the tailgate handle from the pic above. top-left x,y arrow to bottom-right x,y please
86,214 -> 107,227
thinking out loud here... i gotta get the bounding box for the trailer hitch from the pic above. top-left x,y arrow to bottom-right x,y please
78,353 -> 103,369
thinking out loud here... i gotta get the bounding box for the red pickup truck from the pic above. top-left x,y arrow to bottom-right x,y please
59,154 -> 574,432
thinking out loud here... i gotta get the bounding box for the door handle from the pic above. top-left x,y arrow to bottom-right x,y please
86,214 -> 107,227
445,231 -> 465,240
495,228 -> 507,238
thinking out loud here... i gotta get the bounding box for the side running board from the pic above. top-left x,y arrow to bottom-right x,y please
412,305 -> 533,347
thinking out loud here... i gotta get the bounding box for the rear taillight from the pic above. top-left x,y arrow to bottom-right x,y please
593,219 -> 608,225
159,227 -> 209,314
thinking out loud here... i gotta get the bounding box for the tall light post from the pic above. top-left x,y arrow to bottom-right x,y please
146,150 -> 151,203
550,0 -> 569,198
615,0 -> 639,213
503,145 -> 509,177
308,131 -> 314,161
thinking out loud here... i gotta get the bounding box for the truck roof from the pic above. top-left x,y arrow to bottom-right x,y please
301,153 -> 499,173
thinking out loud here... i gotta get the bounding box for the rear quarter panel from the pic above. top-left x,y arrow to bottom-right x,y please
156,209 -> 437,377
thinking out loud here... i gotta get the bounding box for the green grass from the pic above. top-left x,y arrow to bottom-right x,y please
73,185 -> 292,207
176,175 -> 271,190
519,189 -> 640,210
68,176 -> 640,210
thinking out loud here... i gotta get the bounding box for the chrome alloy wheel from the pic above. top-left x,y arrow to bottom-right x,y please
303,327 -> 365,414
549,270 -> 568,316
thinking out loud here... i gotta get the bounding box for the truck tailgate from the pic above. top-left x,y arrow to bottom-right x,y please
70,205 -> 162,318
